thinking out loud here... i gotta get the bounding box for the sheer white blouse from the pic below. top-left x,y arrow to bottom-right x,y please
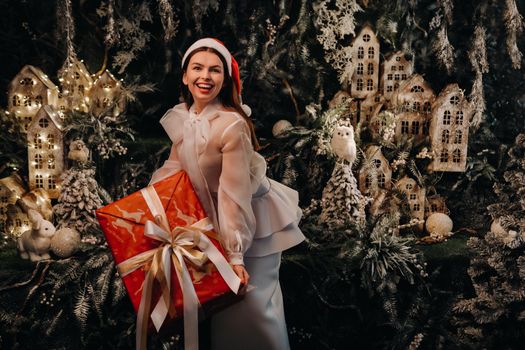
150,99 -> 304,265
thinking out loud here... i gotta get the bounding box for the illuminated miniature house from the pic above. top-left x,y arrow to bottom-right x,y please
328,90 -> 359,127
359,145 -> 392,195
0,174 -> 27,233
27,106 -> 64,199
7,65 -> 59,131
6,204 -> 31,238
360,93 -> 384,126
381,51 -> 414,107
89,70 -> 125,117
428,84 -> 472,172
58,57 -> 94,113
424,195 -> 449,218
391,74 -> 436,142
395,176 -> 426,229
349,24 -> 380,100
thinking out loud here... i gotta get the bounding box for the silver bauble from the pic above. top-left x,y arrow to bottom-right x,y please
50,227 -> 81,258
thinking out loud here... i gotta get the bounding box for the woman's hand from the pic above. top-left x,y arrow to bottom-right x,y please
232,264 -> 250,292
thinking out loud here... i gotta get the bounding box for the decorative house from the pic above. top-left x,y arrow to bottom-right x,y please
27,106 -> 64,199
0,174 -> 27,233
349,24 -> 380,100
359,145 -> 392,195
360,93 -> 384,125
380,51 -> 414,107
7,65 -> 59,131
428,84 -> 472,172
395,176 -> 426,229
89,70 -> 125,117
328,90 -> 359,127
5,204 -> 31,238
424,195 -> 449,218
58,57 -> 94,113
391,74 -> 435,142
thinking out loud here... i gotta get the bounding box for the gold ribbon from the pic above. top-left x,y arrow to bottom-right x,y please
117,185 -> 241,350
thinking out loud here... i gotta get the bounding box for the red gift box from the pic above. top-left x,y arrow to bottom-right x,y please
96,171 -> 241,350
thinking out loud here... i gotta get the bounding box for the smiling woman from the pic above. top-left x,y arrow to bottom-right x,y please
149,38 -> 305,350
182,51 -> 225,113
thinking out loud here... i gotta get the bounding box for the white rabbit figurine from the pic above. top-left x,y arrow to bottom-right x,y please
18,209 -> 56,261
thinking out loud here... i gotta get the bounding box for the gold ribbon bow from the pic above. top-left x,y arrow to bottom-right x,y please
117,186 -> 241,350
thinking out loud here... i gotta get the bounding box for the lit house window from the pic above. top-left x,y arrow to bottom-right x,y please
367,63 -> 374,75
357,63 -> 364,75
48,154 -> 55,169
450,95 -> 460,105
34,134 -> 43,149
48,134 -> 55,149
357,47 -> 364,59
35,154 -> 44,169
411,121 -> 420,135
442,130 -> 450,143
443,111 -> 451,125
365,175 -> 372,188
454,130 -> 463,144
48,175 -> 57,189
440,150 -> 449,163
401,121 -> 409,134
356,79 -> 363,91
36,174 -> 44,188
38,118 -> 49,128
363,34 -> 371,42
452,149 -> 461,163
368,47 -> 375,59
366,79 -> 373,91
378,174 -> 386,187
12,95 -> 21,106
456,111 -> 464,125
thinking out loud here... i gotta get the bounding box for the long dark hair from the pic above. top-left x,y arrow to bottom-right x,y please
181,46 -> 259,150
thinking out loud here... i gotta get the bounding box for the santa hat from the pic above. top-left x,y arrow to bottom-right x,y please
181,38 -> 251,116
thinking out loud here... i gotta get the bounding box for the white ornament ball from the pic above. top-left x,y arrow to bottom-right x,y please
50,228 -> 81,258
425,213 -> 453,235
272,120 -> 293,137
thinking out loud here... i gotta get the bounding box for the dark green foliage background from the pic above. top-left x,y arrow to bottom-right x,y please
0,0 -> 524,349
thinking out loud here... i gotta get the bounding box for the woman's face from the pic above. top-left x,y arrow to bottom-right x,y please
183,51 -> 225,113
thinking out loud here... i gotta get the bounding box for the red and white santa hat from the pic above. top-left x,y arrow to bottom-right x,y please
181,38 -> 251,116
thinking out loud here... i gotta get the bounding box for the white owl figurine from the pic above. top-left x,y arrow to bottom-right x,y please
331,125 -> 357,166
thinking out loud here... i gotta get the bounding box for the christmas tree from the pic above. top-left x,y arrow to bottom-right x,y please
452,133 -> 525,348
319,161 -> 368,229
53,141 -> 111,241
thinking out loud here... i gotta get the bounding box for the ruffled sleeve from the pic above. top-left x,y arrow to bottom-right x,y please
217,118 -> 256,265
149,105 -> 186,185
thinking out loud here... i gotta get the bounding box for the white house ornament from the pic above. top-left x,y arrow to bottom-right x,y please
50,227 -> 81,258
7,65 -> 59,132
27,106 -> 64,199
330,125 -> 357,166
272,119 -> 293,137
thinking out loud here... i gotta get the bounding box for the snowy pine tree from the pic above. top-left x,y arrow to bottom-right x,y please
451,133 -> 525,348
319,162 -> 368,229
53,163 -> 109,241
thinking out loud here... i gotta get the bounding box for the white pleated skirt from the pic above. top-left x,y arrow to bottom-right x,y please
210,252 -> 290,350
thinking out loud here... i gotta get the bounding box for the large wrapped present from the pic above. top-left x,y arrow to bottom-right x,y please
96,171 -> 241,350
